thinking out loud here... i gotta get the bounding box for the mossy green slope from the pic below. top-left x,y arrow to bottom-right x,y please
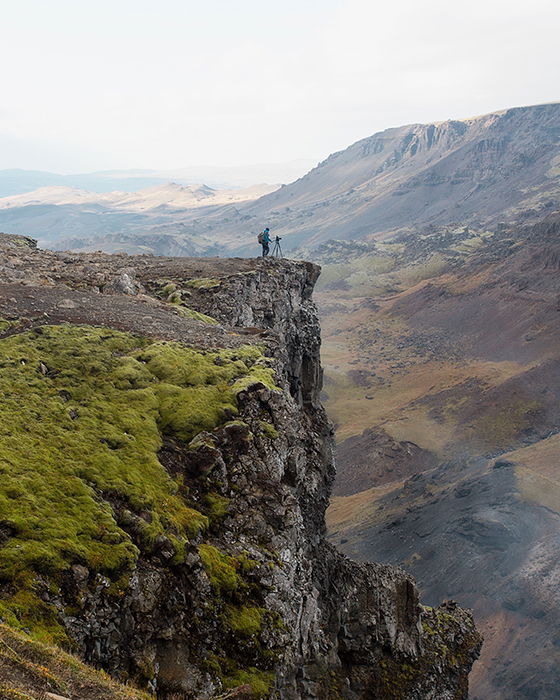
0,324 -> 275,642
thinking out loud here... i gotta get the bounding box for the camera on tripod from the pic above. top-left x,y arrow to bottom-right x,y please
271,235 -> 283,258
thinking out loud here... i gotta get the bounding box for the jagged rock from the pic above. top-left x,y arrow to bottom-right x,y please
103,268 -> 142,295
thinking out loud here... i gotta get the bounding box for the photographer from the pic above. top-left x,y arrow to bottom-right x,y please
258,227 -> 271,257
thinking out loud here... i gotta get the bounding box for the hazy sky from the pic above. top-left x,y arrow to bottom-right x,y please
2,0 -> 559,173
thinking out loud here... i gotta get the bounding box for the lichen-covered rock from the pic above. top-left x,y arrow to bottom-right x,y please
0,238 -> 481,699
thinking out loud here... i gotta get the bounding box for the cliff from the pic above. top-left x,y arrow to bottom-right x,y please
0,234 -> 481,699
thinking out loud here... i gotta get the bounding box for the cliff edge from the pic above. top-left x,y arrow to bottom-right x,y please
0,234 -> 481,699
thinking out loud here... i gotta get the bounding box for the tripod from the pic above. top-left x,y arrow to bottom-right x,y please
271,236 -> 283,258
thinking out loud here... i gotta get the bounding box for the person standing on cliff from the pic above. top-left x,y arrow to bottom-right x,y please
258,227 -> 271,257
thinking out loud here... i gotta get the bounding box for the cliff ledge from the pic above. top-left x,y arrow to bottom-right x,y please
0,235 -> 481,699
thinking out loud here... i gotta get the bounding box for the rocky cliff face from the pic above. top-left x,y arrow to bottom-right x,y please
0,235 -> 481,698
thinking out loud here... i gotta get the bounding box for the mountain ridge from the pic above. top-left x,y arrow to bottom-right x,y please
1,102 -> 557,256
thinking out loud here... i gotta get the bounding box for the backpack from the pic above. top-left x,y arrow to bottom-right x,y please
257,232 -> 264,244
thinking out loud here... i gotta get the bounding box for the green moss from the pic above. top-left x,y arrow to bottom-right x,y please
0,591 -> 69,647
226,605 -> 265,636
174,306 -> 219,325
135,344 -> 276,442
185,277 -> 222,289
205,493 -> 230,522
236,552 -> 260,574
198,544 -> 242,595
154,382 -> 238,441
136,343 -> 274,390
0,326 -> 273,640
161,282 -> 177,295
259,421 -> 278,439
167,291 -> 183,304
222,668 -> 274,698
155,280 -> 218,324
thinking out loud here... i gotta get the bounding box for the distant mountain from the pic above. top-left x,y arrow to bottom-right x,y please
0,169 -> 175,197
214,102 -> 560,252
0,159 -> 315,197
0,182 -> 278,253
0,182 -> 279,212
74,102 -> 560,256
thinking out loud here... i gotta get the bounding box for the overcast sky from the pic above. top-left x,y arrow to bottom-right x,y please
1,0 -> 559,173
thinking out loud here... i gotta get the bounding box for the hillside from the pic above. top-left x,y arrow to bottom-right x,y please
319,212 -> 560,699
0,104 -> 558,257
0,233 -> 480,699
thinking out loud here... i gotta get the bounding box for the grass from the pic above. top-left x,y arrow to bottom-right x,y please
185,278 -> 222,290
316,253 -> 397,297
396,253 -> 448,288
470,399 -> 542,451
0,324 -> 276,641
0,622 -> 150,700
499,434 -> 560,513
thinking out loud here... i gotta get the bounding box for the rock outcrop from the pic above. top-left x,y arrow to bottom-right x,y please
0,234 -> 481,698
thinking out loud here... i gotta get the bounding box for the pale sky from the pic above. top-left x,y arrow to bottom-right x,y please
1,0 -> 559,173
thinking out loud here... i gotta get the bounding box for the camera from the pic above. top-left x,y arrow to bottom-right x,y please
275,236 -> 282,241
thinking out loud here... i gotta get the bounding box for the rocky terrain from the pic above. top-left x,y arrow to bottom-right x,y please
318,212 -> 560,698
2,103 -> 556,257
0,233 -> 480,699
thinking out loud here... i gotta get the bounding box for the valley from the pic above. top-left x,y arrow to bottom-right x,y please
321,214 -> 560,699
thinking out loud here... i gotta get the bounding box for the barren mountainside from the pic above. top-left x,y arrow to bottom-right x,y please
0,103 -> 558,257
